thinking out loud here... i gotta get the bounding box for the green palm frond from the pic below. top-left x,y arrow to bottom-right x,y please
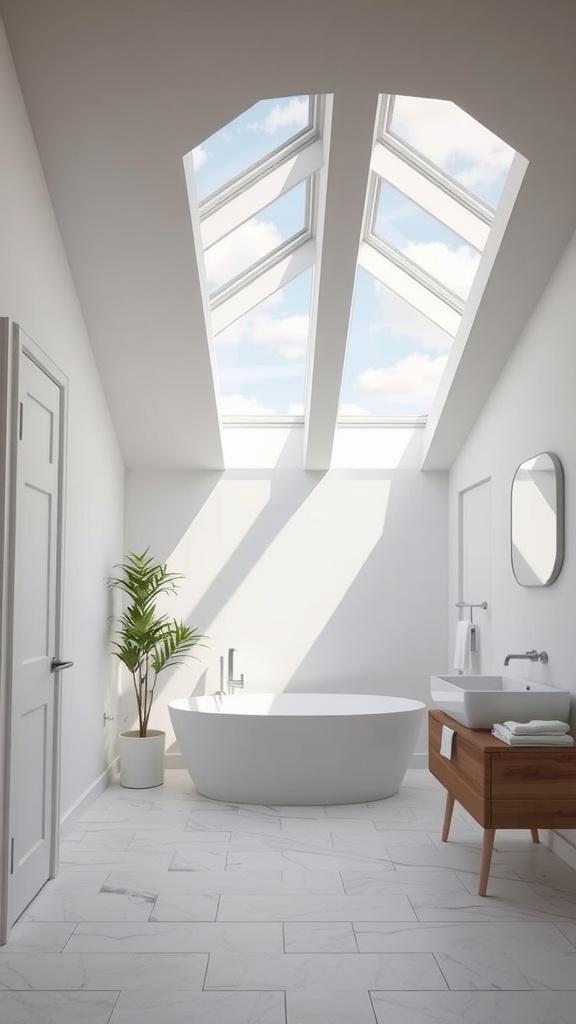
151,621 -> 205,675
108,551 -> 207,736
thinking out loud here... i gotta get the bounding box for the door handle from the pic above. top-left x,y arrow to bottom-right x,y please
50,658 -> 74,672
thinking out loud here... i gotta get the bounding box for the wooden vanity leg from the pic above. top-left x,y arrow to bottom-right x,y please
478,828 -> 496,896
530,828 -> 540,844
441,791 -> 455,842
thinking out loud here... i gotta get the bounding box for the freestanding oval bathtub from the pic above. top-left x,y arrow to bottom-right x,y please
168,693 -> 425,805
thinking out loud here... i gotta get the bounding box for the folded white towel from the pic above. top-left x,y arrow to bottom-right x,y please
453,620 -> 472,673
492,724 -> 574,746
503,719 -> 570,735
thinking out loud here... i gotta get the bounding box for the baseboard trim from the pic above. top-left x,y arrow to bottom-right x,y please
59,758 -> 119,836
544,829 -> 576,872
165,752 -> 185,769
410,753 -> 428,769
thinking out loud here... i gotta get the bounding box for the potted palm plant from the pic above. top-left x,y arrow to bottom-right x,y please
109,550 -> 205,788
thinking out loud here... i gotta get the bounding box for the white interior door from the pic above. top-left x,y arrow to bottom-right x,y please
7,349 -> 65,928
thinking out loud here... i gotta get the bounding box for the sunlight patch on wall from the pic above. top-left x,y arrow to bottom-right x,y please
199,475 -> 392,688
222,425 -> 304,468
165,478 -> 272,620
331,425 -> 423,469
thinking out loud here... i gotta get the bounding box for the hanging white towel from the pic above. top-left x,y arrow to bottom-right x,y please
440,725 -> 455,759
503,719 -> 570,736
453,620 -> 472,672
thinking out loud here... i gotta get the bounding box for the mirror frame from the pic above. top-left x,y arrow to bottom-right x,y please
510,451 -> 565,587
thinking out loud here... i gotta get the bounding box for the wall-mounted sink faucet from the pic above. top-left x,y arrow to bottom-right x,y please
504,649 -> 548,666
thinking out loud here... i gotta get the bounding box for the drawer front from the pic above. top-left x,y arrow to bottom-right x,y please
492,751 -> 576,797
429,715 -> 491,826
492,800 -> 576,829
492,750 -> 576,827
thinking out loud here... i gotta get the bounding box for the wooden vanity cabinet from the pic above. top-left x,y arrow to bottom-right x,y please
428,709 -> 576,895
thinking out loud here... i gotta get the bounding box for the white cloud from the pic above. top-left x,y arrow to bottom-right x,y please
279,347 -> 304,361
401,241 -> 480,299
215,318 -> 246,346
248,97 -> 309,135
204,218 -> 282,287
216,307 -> 309,360
249,313 -> 309,359
339,404 -> 371,416
219,394 -> 276,415
355,353 -> 448,402
219,363 -> 305,384
216,291 -> 285,345
288,403 -> 304,415
192,146 -> 207,171
369,281 -> 454,351
392,96 -> 514,194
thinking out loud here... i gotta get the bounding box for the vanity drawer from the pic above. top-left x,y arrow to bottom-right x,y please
491,750 -> 576,827
492,751 -> 576,793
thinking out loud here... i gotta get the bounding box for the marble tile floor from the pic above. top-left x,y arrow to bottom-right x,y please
3,770 -> 576,1022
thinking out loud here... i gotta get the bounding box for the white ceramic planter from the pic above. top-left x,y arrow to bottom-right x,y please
118,729 -> 165,788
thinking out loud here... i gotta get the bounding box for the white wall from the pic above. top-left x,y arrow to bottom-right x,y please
125,427 -> 448,762
0,20 -> 125,820
449,228 -> 576,842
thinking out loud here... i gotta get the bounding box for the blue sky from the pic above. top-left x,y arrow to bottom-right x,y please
191,94 -> 514,417
194,96 -> 311,202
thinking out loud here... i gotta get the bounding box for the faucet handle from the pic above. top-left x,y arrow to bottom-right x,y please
526,650 -> 548,663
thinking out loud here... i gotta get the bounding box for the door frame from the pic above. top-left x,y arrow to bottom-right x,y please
0,318 -> 68,943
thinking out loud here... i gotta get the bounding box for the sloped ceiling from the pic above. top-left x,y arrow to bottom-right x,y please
2,0 -> 576,468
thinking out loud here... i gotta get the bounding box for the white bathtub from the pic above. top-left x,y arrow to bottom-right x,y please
168,692 -> 425,805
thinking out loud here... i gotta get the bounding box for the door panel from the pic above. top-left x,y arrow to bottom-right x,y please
18,705 -> 48,860
22,484 -> 53,658
8,352 -> 61,927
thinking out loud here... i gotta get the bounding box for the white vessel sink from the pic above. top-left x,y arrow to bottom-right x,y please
430,674 -> 571,729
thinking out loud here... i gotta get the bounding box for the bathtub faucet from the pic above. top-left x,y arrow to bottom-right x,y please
227,648 -> 244,693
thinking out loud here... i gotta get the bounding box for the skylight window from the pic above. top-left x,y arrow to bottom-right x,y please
385,95 -> 515,208
205,182 -> 308,294
337,93 -> 515,421
193,96 -> 314,202
189,93 -> 320,420
186,89 -> 517,439
214,270 -> 313,416
339,267 -> 453,417
373,182 -> 481,300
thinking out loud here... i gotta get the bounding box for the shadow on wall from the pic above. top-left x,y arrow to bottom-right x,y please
283,431 -> 447,697
116,472 -> 222,733
126,467 -> 224,561
125,429 -> 325,709
124,427 -> 448,747
281,465 -> 447,697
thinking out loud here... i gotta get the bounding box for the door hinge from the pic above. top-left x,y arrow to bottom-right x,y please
10,837 -> 14,875
18,402 -> 23,440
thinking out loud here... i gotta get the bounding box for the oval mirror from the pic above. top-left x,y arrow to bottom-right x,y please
511,451 -> 564,587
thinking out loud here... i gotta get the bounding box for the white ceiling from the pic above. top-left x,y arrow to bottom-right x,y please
2,0 -> 576,469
